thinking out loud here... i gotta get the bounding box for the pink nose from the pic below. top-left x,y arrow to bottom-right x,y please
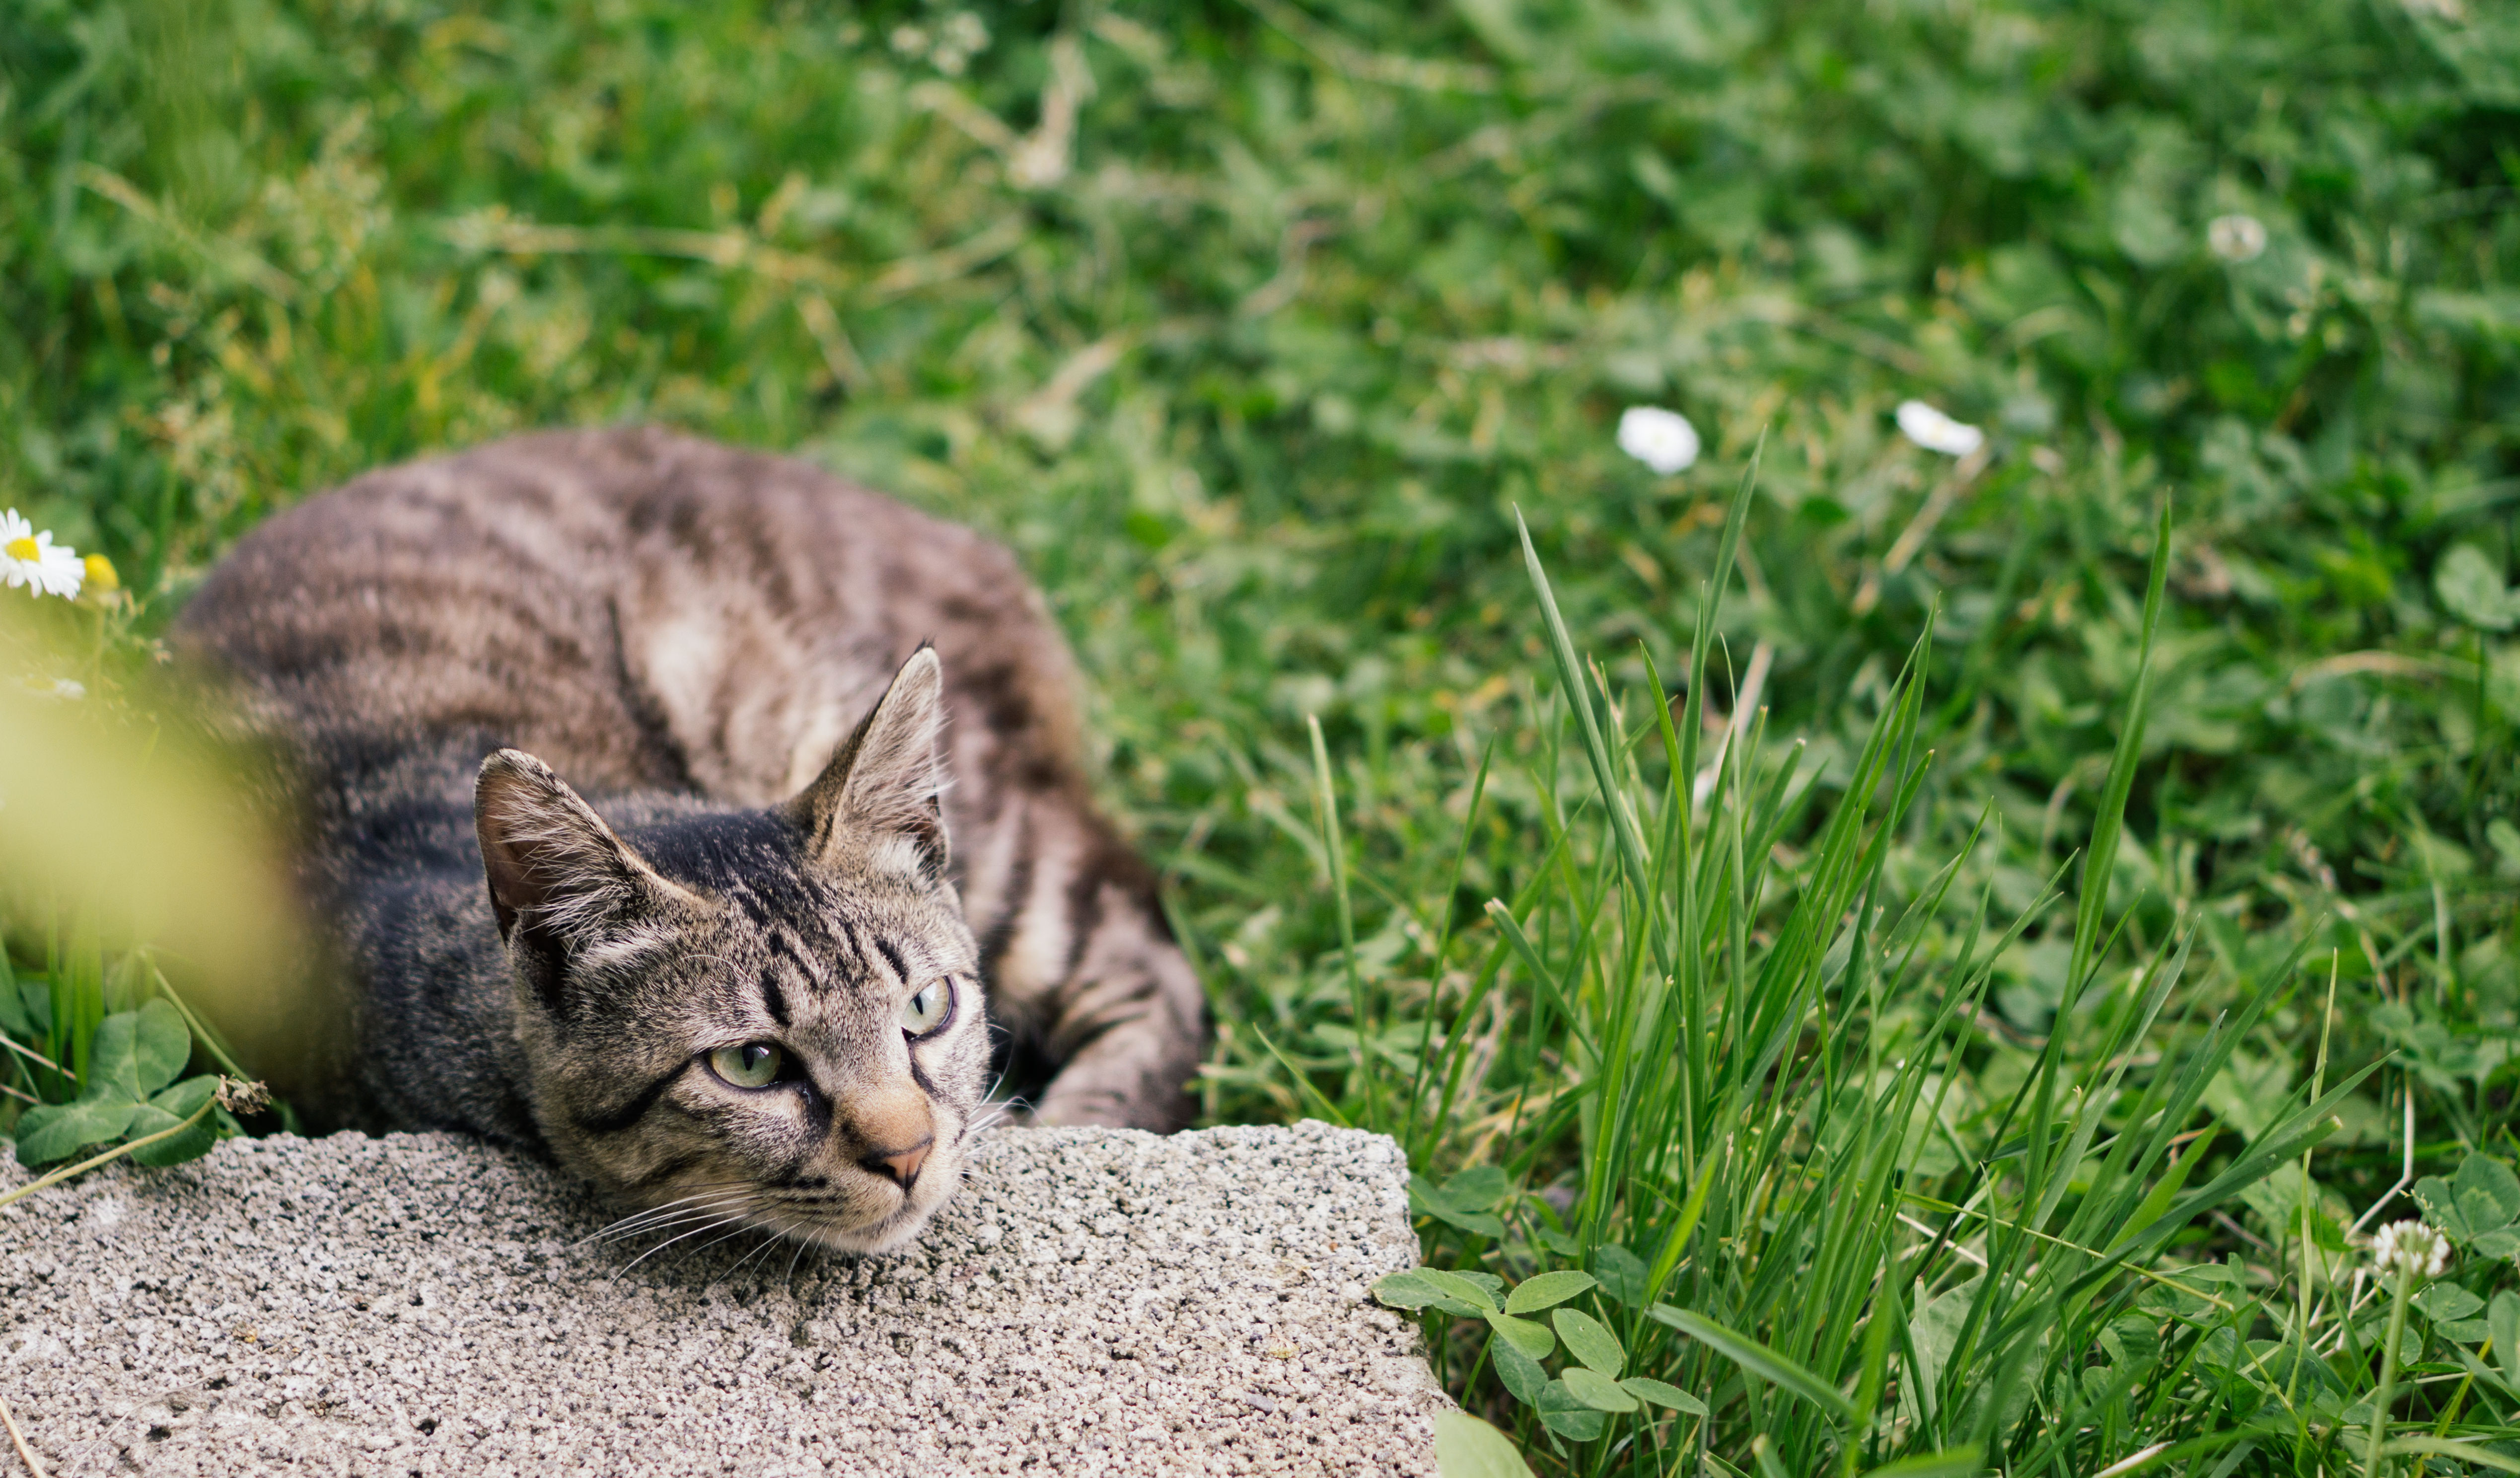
865,1138 -> 933,1190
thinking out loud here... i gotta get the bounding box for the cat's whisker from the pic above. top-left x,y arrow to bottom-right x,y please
680,1216 -> 780,1286
779,1220 -> 818,1292
963,1086 -> 1030,1146
591,1201 -> 757,1247
725,1215 -> 802,1285
606,1197 -> 760,1233
595,1183 -> 754,1227
607,1198 -> 763,1285
583,1182 -> 753,1235
584,1187 -> 757,1245
609,1201 -> 750,1248
586,1178 -> 753,1224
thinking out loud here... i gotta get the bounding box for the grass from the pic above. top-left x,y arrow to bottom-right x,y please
4,0 -> 2520,1471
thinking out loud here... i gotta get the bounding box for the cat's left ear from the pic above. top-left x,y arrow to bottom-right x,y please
787,645 -> 950,881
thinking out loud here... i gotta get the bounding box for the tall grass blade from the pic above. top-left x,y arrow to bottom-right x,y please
1651,1307 -> 1857,1423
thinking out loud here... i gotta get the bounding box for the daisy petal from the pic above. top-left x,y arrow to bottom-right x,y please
0,516 -> 85,599
1895,400 -> 1985,458
1617,406 -> 1701,475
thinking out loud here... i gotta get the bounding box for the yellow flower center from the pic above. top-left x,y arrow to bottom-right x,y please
4,537 -> 37,563
82,553 -> 119,591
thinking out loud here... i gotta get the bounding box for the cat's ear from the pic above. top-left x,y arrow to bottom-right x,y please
475,750 -> 693,960
787,645 -> 950,881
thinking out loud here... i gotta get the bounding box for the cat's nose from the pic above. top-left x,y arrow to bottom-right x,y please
847,1083 -> 936,1189
863,1137 -> 933,1191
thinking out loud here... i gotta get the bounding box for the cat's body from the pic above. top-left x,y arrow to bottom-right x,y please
174,427 -> 1205,1249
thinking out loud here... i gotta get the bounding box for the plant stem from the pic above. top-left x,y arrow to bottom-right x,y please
0,1381 -> 47,1478
2294,952 -> 2339,1405
0,1036 -> 69,1080
2366,1263 -> 2414,1477
0,1093 -> 218,1213
1307,714 -> 1374,1126
148,962 -> 251,1081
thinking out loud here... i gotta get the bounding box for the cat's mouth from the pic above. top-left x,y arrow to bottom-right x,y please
751,1175 -> 956,1255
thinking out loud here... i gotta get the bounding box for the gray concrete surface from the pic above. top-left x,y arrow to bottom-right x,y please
0,1122 -> 1447,1476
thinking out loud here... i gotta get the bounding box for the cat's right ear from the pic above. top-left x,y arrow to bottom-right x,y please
475,750 -> 694,967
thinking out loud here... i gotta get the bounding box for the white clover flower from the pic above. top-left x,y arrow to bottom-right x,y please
0,510 -> 84,599
2371,1218 -> 2450,1279
1617,406 -> 1701,475
1895,400 -> 1985,458
2207,214 -> 2268,264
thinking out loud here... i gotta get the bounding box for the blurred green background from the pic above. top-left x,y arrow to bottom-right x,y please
5,0 -> 2520,1470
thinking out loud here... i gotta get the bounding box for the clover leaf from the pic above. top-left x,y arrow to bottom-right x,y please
1531,1381 -> 1607,1440
1505,1270 -> 1597,1315
1554,1308 -> 1626,1378
11,1000 -> 224,1171
12,1097 -> 142,1166
2412,1153 -> 2520,1260
1380,1260 -> 1706,1445
2437,545 -> 2520,632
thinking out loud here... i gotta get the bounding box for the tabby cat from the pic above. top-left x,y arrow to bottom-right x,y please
174,427 -> 1206,1252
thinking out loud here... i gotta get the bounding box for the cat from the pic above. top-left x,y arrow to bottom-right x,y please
172,427 -> 1207,1252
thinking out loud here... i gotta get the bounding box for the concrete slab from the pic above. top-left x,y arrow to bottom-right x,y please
0,1122 -> 1447,1476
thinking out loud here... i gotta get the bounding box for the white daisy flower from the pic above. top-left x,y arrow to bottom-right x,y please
1617,406 -> 1701,475
2370,1218 -> 2450,1279
15,674 -> 79,700
1895,400 -> 1985,458
2207,214 -> 2267,264
0,511 -> 85,599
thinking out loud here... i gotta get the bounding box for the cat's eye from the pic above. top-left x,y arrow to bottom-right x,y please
708,1041 -> 786,1089
900,978 -> 955,1038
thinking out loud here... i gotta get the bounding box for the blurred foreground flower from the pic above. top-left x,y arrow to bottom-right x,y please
1895,400 -> 1984,457
2371,1218 -> 2450,1279
1617,406 -> 1701,474
0,511 -> 83,599
2208,214 -> 2268,263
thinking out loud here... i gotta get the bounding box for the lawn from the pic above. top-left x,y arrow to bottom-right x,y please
5,0 -> 2520,1472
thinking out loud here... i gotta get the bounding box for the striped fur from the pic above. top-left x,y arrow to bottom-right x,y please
173,428 -> 1208,1248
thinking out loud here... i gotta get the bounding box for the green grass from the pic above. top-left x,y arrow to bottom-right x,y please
6,0 -> 2520,1472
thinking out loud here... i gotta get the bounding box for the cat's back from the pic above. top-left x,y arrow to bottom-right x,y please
178,427 -> 1086,813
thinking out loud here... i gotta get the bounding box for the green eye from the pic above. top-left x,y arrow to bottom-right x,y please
709,1042 -> 786,1089
901,978 -> 955,1037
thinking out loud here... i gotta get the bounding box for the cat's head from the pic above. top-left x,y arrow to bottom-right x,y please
472,647 -> 990,1254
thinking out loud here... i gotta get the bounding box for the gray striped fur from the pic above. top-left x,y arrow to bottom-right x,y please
173,428 -> 1206,1249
